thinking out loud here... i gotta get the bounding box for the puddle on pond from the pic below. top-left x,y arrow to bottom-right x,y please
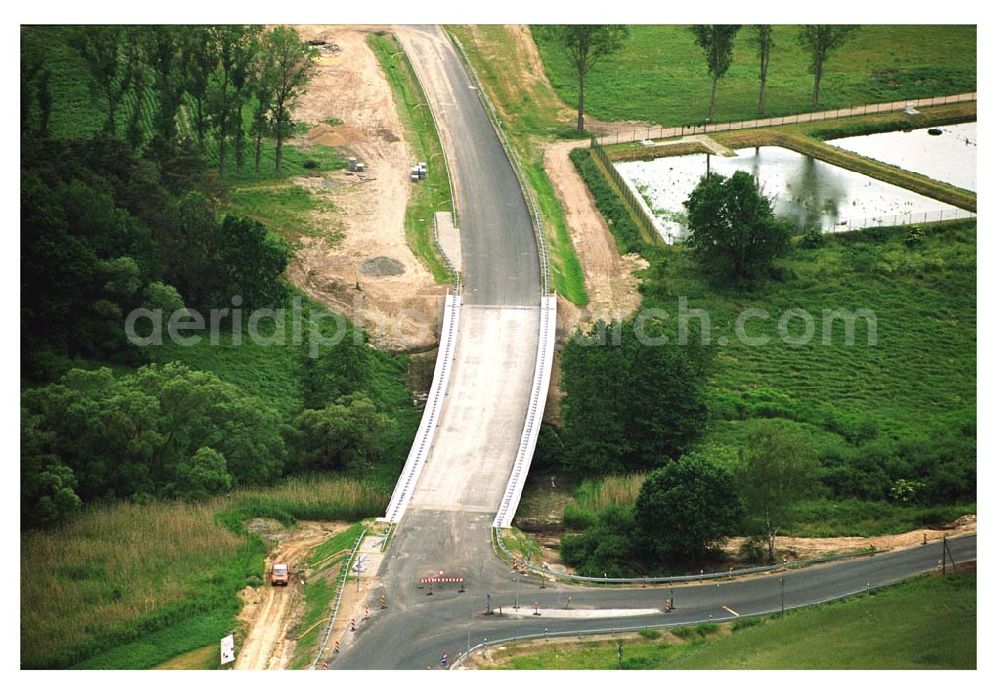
615,146 -> 973,244
830,122 -> 976,192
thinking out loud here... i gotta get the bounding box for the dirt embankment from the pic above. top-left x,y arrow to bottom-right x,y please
286,26 -> 443,352
235,520 -> 349,670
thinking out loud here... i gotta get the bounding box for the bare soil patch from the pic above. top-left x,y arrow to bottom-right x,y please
285,26 -> 443,351
235,520 -> 349,670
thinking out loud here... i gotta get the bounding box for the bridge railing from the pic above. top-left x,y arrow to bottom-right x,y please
493,295 -> 557,528
381,293 -> 462,523
446,29 -> 553,297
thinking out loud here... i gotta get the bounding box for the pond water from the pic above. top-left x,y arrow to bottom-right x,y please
614,146 -> 973,244
829,122 -> 976,192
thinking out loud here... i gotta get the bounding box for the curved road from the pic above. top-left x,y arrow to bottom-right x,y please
330,27 -> 976,669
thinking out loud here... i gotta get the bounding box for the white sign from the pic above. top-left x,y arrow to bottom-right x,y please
220,633 -> 236,665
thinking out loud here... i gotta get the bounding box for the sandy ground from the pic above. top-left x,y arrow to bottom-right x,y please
285,26 -> 443,351
545,140 -> 646,329
726,514 -> 978,562
235,520 -> 349,670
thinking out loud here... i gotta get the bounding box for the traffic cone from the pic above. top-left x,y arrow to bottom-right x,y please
334,640 -> 340,654
380,594 -> 386,609
350,617 -> 356,632
364,606 -> 370,620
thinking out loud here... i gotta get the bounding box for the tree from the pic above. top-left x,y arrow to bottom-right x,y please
292,395 -> 394,472
261,27 -> 317,172
228,26 -> 262,172
212,26 -> 258,174
797,25 -> 859,107
734,423 -> 822,562
689,25 -> 741,122
249,47 -> 275,173
72,26 -> 135,136
175,447 -> 233,500
539,25 -> 629,133
143,26 -> 185,162
634,455 -> 742,561
750,25 -> 775,118
179,27 -> 218,152
561,318 -> 709,474
684,170 -> 790,283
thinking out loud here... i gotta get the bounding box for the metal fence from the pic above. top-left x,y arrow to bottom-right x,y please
446,30 -> 553,296
594,92 -> 978,147
590,137 -> 663,245
831,207 -> 976,233
312,529 -> 367,669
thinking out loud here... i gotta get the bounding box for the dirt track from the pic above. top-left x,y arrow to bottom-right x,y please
235,521 -> 348,670
286,26 -> 443,352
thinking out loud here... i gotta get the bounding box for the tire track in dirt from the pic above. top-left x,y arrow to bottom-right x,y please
235,521 -> 348,670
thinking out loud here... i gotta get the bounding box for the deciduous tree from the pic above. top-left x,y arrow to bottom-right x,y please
539,25 -> 629,133
635,455 -> 742,560
261,27 -> 317,172
734,423 -> 822,562
684,170 -> 790,283
797,25 -> 859,107
689,25 -> 741,122
750,25 -> 775,118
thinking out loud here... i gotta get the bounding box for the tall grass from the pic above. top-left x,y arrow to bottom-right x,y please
21,474 -> 388,669
563,474 -> 645,529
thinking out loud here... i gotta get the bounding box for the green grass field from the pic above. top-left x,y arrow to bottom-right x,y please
485,571 -> 976,669
533,25 -> 977,128
368,32 -> 454,284
21,478 -> 386,669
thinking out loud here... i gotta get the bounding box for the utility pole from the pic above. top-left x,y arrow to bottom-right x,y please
780,576 -> 785,617
942,536 -> 948,576
515,574 -> 520,610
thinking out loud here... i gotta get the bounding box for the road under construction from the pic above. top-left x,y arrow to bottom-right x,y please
327,25 -> 977,670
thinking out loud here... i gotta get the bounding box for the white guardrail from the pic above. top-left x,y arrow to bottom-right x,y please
311,529 -> 367,669
381,293 -> 462,523
493,296 -> 557,528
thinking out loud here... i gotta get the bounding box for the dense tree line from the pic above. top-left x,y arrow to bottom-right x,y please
21,25 -> 316,173
21,138 -> 290,379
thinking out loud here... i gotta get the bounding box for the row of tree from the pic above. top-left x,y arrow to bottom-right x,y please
21,25 -> 317,173
544,24 -> 859,133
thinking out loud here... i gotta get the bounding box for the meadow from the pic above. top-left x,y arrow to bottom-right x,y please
533,25 -> 977,127
485,571 -> 976,669
21,477 -> 387,669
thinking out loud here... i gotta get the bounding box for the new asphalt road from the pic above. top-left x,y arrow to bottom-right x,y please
329,27 -> 976,670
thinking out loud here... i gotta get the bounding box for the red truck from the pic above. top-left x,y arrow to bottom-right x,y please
270,563 -> 289,586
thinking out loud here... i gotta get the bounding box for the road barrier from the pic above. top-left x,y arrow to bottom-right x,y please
382,293 -> 462,524
493,295 -> 557,528
593,92 -> 977,147
431,213 -> 462,291
446,29 -> 553,297
312,529 -> 367,669
493,526 -> 886,585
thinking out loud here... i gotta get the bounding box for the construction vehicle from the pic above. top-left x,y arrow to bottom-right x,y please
271,563 -> 289,586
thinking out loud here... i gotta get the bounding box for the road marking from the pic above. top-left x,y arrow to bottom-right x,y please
722,605 -> 740,617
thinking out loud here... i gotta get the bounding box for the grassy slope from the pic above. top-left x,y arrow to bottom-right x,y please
488,572 -> 975,669
288,523 -> 366,669
21,478 -> 386,669
367,32 -> 453,284
447,25 -> 588,305
534,25 -> 977,127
